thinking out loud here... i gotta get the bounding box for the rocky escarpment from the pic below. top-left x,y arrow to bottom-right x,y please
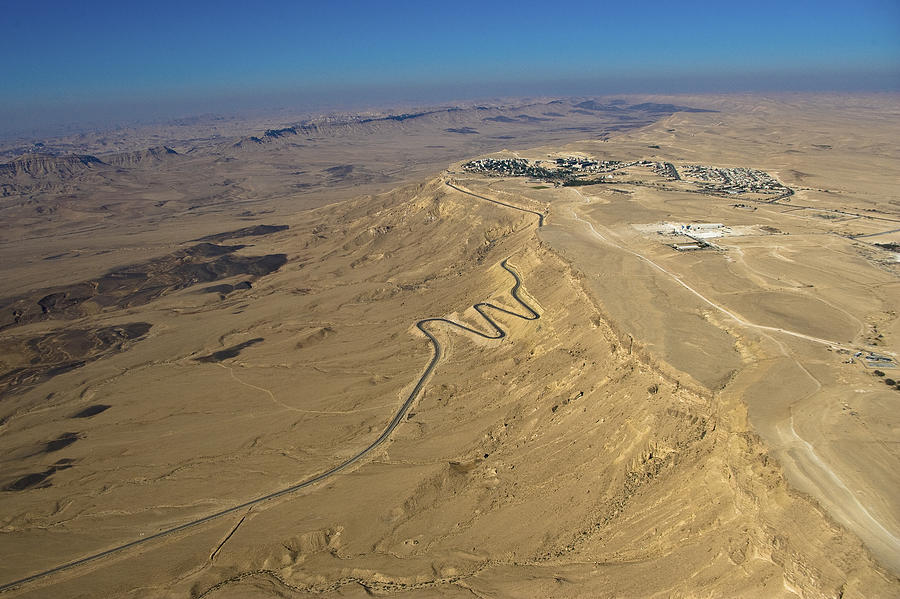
226,100 -> 718,149
0,147 -> 181,196
100,145 -> 180,168
0,153 -> 107,179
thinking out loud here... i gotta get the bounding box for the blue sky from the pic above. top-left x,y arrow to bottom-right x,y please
2,0 -> 899,134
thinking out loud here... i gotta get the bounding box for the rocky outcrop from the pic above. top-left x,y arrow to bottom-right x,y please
0,153 -> 106,180
101,145 -> 179,167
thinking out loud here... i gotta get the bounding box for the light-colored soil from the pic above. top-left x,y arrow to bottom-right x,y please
471,93 -> 900,579
1,95 -> 898,597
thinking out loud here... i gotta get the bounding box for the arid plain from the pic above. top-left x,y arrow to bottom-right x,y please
1,95 -> 898,597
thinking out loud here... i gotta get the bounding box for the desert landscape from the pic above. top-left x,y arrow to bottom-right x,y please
1,93 -> 899,598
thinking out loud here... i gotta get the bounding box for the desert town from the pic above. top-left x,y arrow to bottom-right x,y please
0,95 -> 898,598
463,155 -> 793,198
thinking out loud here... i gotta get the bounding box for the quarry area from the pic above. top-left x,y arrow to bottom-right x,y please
0,95 -> 898,598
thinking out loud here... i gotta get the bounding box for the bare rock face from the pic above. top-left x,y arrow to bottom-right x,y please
101,145 -> 179,168
0,153 -> 111,197
0,147 -> 179,197
0,153 -> 106,179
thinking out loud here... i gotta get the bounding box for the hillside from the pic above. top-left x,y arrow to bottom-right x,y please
0,95 -> 897,598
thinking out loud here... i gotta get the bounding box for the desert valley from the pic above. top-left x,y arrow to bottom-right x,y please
0,94 -> 899,598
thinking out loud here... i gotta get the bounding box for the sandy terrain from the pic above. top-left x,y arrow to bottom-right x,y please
0,95 -> 898,597
455,93 -> 900,577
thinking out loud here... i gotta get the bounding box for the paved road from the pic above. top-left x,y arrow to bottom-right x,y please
1,238 -> 541,591
446,180 -> 546,227
851,227 -> 900,239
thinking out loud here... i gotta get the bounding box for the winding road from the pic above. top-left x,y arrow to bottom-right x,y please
0,185 -> 543,593
446,180 -> 546,227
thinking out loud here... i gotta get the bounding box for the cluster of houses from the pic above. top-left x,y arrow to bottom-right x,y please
462,156 -> 615,185
463,158 -> 559,180
645,161 -> 680,180
680,165 -> 788,195
462,157 -> 791,200
552,157 -> 602,170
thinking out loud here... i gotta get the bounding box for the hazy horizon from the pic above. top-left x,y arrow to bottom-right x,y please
2,3 -> 900,594
3,0 -> 899,140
